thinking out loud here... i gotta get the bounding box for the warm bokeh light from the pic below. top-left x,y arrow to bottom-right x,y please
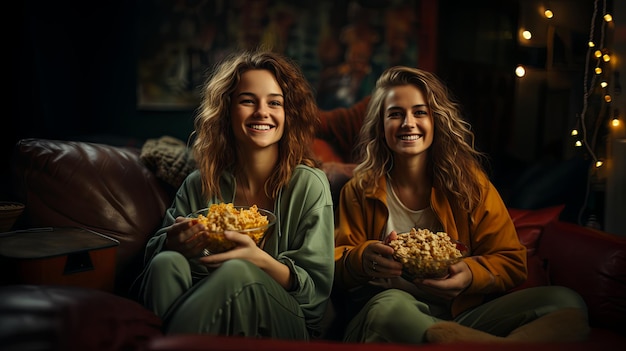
575,140 -> 583,147
603,54 -> 611,62
544,9 -> 554,19
594,50 -> 603,58
612,118 -> 620,127
595,67 -> 602,74
601,81 -> 608,88
515,65 -> 526,77
595,160 -> 603,168
522,30 -> 532,40
604,94 -> 612,102
571,129 -> 579,136
604,13 -> 613,22
588,41 -> 595,47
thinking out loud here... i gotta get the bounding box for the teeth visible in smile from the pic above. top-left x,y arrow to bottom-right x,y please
250,125 -> 271,130
399,135 -> 420,140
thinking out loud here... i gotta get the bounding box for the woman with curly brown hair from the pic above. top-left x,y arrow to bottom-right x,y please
138,50 -> 334,340
333,66 -> 589,344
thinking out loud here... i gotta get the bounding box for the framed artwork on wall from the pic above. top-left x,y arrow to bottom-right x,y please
137,0 -> 428,110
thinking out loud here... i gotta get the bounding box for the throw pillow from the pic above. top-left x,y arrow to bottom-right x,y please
140,136 -> 196,189
508,205 -> 565,256
507,205 -> 565,291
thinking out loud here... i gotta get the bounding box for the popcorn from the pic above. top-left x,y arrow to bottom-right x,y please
388,228 -> 464,279
194,203 -> 271,254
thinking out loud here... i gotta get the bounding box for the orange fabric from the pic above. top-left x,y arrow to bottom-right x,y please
334,171 -> 527,317
317,96 -> 371,163
312,139 -> 344,163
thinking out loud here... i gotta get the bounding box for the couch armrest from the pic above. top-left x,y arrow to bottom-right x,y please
536,220 -> 626,334
11,138 -> 175,294
0,285 -> 162,351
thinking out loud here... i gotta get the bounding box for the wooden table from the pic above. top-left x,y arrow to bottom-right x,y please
0,227 -> 119,292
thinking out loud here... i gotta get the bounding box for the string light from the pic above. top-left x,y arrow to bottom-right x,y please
576,0 -> 613,226
612,109 -> 621,127
578,0 -> 605,165
544,9 -> 554,19
515,65 -> 526,77
611,118 -> 620,127
571,118 -> 581,136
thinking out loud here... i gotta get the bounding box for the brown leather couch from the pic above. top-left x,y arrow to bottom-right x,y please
1,137 -> 625,351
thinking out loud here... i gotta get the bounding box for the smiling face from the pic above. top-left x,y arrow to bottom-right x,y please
383,84 -> 434,158
230,69 -> 285,150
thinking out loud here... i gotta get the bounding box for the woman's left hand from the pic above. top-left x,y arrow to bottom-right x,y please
197,230 -> 263,268
413,260 -> 473,299
197,230 -> 294,290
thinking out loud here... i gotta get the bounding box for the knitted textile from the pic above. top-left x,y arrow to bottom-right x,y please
140,136 -> 196,188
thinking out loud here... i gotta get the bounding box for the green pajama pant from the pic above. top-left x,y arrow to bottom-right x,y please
343,286 -> 587,344
140,251 -> 309,339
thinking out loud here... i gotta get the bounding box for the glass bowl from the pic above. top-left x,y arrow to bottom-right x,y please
187,204 -> 276,254
394,239 -> 469,280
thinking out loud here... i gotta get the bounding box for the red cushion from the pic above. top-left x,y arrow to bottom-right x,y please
537,221 -> 626,334
508,205 -> 564,256
508,255 -> 550,292
146,334 -> 622,351
506,206 -> 564,291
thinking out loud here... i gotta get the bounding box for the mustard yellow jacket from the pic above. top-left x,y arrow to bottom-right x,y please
334,172 -> 527,317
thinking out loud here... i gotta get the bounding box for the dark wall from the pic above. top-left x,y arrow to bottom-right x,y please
6,1 -> 195,200
16,1 -> 138,140
435,0 -> 594,223
436,0 -> 521,196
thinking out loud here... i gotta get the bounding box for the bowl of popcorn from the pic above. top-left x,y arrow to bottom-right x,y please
388,227 -> 469,280
188,203 -> 276,255
0,201 -> 26,232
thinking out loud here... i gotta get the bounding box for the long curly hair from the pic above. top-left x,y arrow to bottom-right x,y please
192,50 -> 319,200
353,66 -> 488,213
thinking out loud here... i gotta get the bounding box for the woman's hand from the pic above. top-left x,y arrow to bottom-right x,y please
198,230 -> 264,268
364,231 -> 403,279
164,217 -> 208,258
413,260 -> 473,299
198,231 -> 294,290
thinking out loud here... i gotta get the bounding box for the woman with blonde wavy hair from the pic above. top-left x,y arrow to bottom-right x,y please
138,50 -> 335,340
333,66 -> 589,344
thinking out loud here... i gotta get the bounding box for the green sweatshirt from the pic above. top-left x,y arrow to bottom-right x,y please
144,165 -> 335,336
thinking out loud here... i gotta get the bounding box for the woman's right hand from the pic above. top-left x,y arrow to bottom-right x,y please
364,232 -> 403,279
164,217 -> 207,258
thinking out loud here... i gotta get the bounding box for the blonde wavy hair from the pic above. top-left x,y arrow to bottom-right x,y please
353,66 -> 488,213
192,50 -> 319,200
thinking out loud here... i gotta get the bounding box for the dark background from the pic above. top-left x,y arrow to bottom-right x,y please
6,0 -> 616,226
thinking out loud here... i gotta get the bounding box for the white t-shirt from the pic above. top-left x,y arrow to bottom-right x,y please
385,177 -> 443,240
365,177 -> 450,316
